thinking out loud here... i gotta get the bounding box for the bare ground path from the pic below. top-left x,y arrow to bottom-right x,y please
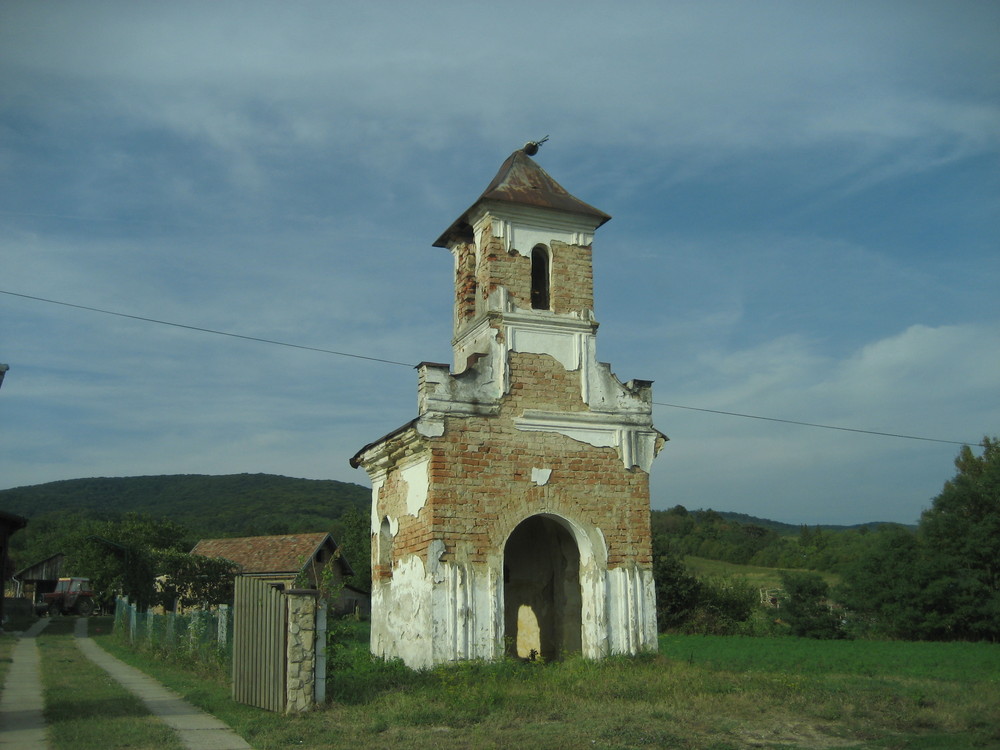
1,619 -> 250,750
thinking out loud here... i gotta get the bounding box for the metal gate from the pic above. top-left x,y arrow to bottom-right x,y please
232,577 -> 287,712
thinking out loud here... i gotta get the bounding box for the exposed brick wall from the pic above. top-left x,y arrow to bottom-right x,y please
371,451 -> 434,577
507,352 -> 588,413
480,232 -> 521,310
376,214 -> 652,640
454,241 -> 477,327
473,238 -> 595,317
415,352 -> 653,571
425,423 -> 652,569
550,241 -> 594,315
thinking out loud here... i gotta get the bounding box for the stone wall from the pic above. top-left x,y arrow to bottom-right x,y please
284,590 -> 319,714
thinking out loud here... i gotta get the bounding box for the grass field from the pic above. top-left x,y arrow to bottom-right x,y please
683,556 -> 841,590
94,617 -> 1000,750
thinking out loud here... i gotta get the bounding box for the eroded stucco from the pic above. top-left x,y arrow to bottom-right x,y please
354,167 -> 662,670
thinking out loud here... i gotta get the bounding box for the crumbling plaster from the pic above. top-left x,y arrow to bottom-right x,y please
425,279 -> 663,472
354,162 -> 662,670
369,496 -> 656,669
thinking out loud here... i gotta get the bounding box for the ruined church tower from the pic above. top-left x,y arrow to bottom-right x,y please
351,146 -> 666,668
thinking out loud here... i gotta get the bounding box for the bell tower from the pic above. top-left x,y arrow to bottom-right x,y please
352,145 -> 666,669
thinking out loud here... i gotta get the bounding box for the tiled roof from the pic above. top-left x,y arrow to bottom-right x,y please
190,532 -> 334,575
434,148 -> 611,248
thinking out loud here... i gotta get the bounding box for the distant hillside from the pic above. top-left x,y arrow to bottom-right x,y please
0,474 -> 370,539
703,510 -> 909,535
651,505 -> 916,573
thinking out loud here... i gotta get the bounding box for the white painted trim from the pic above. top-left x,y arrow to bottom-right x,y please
472,203 -> 601,257
515,410 -> 661,472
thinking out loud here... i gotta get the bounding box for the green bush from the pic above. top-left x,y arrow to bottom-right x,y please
679,575 -> 758,635
653,546 -> 701,629
780,571 -> 845,639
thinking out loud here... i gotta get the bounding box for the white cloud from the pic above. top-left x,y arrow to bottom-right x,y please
652,322 -> 999,523
1,1 -> 996,526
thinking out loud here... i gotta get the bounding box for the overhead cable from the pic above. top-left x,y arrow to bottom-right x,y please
0,289 -> 414,368
1,288 -> 984,447
652,401 -> 978,447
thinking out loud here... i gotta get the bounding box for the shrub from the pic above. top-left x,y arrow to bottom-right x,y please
780,571 -> 846,639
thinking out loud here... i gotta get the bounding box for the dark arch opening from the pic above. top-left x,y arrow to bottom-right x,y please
530,245 -> 550,310
503,515 -> 582,660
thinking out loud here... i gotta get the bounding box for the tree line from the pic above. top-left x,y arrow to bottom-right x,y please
654,437 -> 1000,642
8,505 -> 373,611
1,473 -> 370,541
7,439 -> 996,642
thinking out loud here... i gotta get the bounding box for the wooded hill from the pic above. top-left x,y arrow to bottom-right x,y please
652,505 -> 914,574
0,473 -> 369,541
2,472 -> 899,576
1,473 -> 890,539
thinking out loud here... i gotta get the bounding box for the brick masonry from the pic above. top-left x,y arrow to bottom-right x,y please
353,152 -> 663,668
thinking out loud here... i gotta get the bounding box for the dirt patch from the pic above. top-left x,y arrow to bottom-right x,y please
734,721 -> 861,748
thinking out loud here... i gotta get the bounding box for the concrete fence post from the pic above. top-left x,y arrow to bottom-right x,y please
217,604 -> 229,650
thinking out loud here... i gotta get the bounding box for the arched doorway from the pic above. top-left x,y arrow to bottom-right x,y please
503,515 -> 582,661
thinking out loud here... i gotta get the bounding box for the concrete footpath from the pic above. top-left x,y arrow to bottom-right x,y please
0,618 -> 51,749
0,618 -> 251,750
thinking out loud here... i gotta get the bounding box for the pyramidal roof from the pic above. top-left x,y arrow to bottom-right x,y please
433,149 -> 611,248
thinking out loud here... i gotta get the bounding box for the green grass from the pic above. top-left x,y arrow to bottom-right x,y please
36,617 -> 184,750
0,631 -> 12,687
660,633 -> 1000,682
684,555 -> 841,589
96,618 -> 1000,750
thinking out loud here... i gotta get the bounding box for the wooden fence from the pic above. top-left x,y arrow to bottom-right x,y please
232,578 -> 325,713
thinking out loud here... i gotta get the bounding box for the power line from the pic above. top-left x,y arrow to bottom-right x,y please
2,288 -> 984,447
0,289 -> 415,368
653,401 -> 979,447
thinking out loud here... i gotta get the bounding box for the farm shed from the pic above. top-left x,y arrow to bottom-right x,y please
11,552 -> 65,602
191,532 -> 367,616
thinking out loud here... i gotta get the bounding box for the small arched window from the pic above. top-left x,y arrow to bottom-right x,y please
378,516 -> 393,570
531,245 -> 550,310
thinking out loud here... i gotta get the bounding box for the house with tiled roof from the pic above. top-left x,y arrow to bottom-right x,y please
190,532 -> 368,616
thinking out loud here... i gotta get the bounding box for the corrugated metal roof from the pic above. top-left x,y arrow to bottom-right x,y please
434,149 -> 611,248
191,532 -> 352,576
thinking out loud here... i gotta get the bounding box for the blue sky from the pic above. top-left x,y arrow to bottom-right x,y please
1,1 -> 997,525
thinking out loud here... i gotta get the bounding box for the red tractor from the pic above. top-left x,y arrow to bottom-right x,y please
39,577 -> 97,616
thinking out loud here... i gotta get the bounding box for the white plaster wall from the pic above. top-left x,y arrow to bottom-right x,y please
370,555 -> 435,669
372,523 -> 655,668
368,476 -> 384,534
473,204 -> 601,257
373,551 -> 501,670
399,458 -> 429,518
430,553 -> 502,664
604,566 -> 658,655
